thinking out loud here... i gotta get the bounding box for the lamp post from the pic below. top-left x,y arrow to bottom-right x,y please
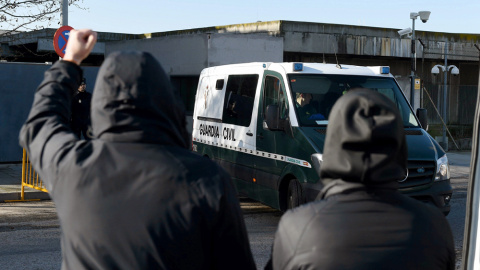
431,47 -> 459,151
408,11 -> 431,110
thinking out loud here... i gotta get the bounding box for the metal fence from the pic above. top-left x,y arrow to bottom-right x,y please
422,84 -> 478,126
5,149 -> 48,202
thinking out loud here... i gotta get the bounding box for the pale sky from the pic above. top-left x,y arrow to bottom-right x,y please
37,0 -> 480,35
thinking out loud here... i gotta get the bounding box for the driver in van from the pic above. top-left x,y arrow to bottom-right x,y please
296,92 -> 324,122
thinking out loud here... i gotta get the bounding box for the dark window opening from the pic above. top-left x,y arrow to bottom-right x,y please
222,74 -> 258,127
216,79 -> 224,90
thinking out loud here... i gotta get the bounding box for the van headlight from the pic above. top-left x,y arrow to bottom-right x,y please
435,154 -> 450,181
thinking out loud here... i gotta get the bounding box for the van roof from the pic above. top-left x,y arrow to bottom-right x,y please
276,63 -> 391,76
201,62 -> 392,77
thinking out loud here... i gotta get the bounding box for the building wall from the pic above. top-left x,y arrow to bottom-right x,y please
0,62 -> 99,162
207,33 -> 283,67
106,34 -> 208,76
283,32 -> 411,57
280,21 -> 480,61
0,63 -> 47,162
106,33 -> 284,75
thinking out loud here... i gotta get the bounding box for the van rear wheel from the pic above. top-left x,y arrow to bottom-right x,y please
287,179 -> 301,210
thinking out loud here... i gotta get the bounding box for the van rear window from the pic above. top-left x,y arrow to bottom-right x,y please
222,75 -> 258,127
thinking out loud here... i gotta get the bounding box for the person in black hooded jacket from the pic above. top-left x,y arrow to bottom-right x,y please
19,29 -> 256,270
70,77 -> 92,140
268,89 -> 455,270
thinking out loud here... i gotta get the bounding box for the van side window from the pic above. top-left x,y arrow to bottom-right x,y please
264,76 -> 287,119
216,79 -> 224,90
222,74 -> 258,127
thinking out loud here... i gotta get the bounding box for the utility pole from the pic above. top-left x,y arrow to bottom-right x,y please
407,11 -> 431,110
61,0 -> 68,26
443,43 -> 448,150
59,0 -> 68,60
410,15 -> 416,109
431,43 -> 459,151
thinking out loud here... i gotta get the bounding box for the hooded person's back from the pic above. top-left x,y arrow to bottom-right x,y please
19,51 -> 256,270
269,89 -> 455,270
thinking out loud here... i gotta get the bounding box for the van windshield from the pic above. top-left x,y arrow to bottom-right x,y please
288,74 -> 419,128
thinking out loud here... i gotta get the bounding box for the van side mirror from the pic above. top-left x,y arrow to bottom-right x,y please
311,153 -> 323,177
416,108 -> 428,131
265,104 -> 282,130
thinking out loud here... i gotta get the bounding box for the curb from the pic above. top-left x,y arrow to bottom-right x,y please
0,191 -> 50,203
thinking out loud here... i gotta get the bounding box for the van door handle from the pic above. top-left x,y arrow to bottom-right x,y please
246,132 -> 253,136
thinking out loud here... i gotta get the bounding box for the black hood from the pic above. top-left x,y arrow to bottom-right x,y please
91,51 -> 189,148
319,88 -> 407,188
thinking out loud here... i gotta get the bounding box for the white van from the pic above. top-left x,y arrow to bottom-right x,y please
192,62 -> 452,214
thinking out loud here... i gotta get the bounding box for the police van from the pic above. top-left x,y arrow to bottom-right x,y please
191,62 -> 452,215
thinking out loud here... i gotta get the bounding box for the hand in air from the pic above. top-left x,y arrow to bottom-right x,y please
63,29 -> 97,65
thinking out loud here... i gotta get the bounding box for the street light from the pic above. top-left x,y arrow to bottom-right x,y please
431,65 -> 459,76
431,60 -> 459,151
406,11 -> 431,110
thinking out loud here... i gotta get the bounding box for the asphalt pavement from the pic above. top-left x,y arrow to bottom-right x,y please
0,150 -> 473,203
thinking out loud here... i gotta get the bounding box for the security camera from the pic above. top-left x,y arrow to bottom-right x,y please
397,27 -> 412,37
431,66 -> 440,75
418,11 -> 431,23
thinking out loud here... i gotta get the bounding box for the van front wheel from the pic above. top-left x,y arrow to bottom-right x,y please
287,179 -> 301,210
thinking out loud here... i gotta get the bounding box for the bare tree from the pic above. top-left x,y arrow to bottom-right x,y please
0,0 -> 85,36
